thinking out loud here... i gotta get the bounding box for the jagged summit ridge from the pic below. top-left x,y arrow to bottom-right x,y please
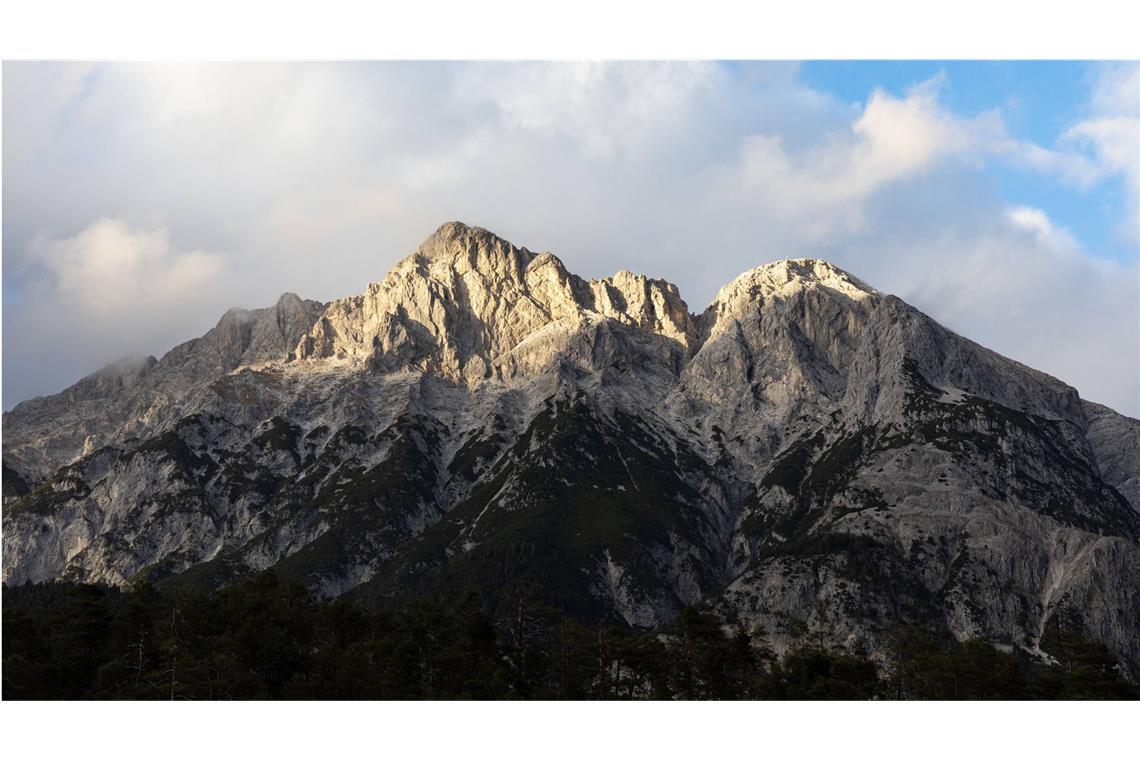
291,224 -> 887,383
2,221 -> 1106,474
291,221 -> 699,380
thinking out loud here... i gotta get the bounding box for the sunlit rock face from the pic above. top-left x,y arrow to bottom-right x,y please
291,221 -> 699,382
5,221 -> 1140,675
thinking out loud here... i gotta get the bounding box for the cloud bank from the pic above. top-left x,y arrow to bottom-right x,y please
3,62 -> 1137,415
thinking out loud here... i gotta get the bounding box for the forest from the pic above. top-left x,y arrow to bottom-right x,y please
3,572 -> 1136,700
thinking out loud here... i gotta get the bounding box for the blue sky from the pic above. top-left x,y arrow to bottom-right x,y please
800,61 -> 1136,264
3,61 -> 1138,414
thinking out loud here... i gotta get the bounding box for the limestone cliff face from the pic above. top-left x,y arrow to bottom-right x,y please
4,221 -> 1140,675
1084,400 -> 1140,510
292,222 -> 698,383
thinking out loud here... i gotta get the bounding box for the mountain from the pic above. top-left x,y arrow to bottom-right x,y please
4,221 -> 1140,674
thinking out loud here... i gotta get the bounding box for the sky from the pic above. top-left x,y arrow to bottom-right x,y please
2,61 -> 1138,415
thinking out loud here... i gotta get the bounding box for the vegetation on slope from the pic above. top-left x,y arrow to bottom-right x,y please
4,573 -> 1135,700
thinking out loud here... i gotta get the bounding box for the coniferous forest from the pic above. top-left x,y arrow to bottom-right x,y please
2,572 -> 1136,700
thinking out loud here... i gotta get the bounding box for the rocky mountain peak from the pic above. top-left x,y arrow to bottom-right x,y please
413,221 -> 536,274
6,221 -> 1140,676
209,293 -> 325,365
292,222 -> 701,376
274,291 -> 306,309
707,257 -> 877,317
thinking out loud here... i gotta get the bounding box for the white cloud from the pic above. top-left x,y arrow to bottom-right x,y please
1064,63 -> 1139,187
1051,63 -> 1138,244
1007,205 -> 1055,237
1005,140 -> 1104,188
712,77 -> 1031,241
852,78 -> 995,175
455,61 -> 718,159
27,219 -> 223,316
1065,116 -> 1139,180
1089,62 -> 1140,119
5,219 -> 232,404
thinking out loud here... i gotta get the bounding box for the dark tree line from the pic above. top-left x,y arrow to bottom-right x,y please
3,573 -> 1136,700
